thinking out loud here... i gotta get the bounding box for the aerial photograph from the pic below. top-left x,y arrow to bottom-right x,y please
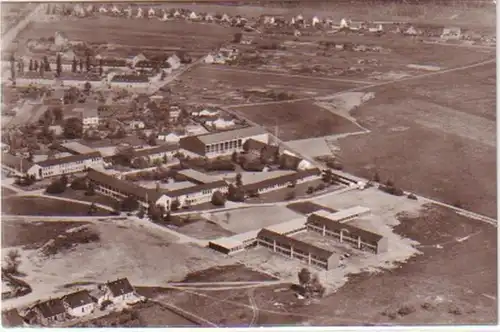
0,0 -> 496,328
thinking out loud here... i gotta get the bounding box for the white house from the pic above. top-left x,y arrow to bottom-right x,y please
204,54 -> 215,64
312,16 -> 320,26
160,10 -> 169,21
77,106 -> 99,129
37,152 -> 104,179
441,27 -> 462,40
62,290 -> 96,317
205,13 -> 214,22
124,6 -> 132,17
173,10 -> 181,18
157,132 -> 180,143
166,180 -> 229,208
148,7 -> 155,18
205,118 -> 236,130
103,278 -> 136,303
405,26 -> 419,36
98,5 -> 108,14
369,24 -> 384,33
167,54 -> 181,69
129,120 -> 145,130
340,18 -> 349,29
54,31 -> 69,47
189,11 -> 198,20
136,7 -> 143,18
221,13 -> 231,23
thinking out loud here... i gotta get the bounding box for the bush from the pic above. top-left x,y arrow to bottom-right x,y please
45,179 -> 67,194
171,199 -> 180,211
211,191 -> 226,206
306,186 -> 315,194
378,185 -> 404,196
227,184 -> 245,202
121,196 -> 139,212
70,177 -> 88,190
397,305 -> 416,316
206,159 -> 236,171
407,193 -> 418,200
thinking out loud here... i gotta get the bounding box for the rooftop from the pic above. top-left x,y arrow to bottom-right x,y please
166,179 -> 228,198
33,298 -> 66,318
106,278 -> 134,297
176,168 -> 222,184
38,151 -> 101,168
190,126 -> 267,145
62,290 -> 94,309
59,142 -> 96,155
264,217 -> 307,235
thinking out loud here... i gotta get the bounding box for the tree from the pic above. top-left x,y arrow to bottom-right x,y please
39,62 -> 45,78
211,190 -> 226,206
306,186 -> 315,194
9,54 -> 15,81
99,59 -> 103,76
56,53 -> 62,77
34,60 -> 39,72
63,117 -> 83,138
235,173 -> 243,187
45,178 -> 67,194
322,169 -> 333,183
72,57 -> 77,73
121,196 -> 139,212
88,202 -> 97,215
43,56 -> 50,71
85,182 -> 95,196
147,133 -> 157,146
83,81 -> 91,94
385,179 -> 394,187
160,70 -> 166,81
70,176 -> 88,190
29,59 -> 33,71
164,211 -> 172,222
79,58 -> 83,72
52,107 -> 63,122
298,268 -> 311,286
4,249 -> 22,275
373,171 -> 380,183
227,184 -> 245,202
86,54 -> 91,72
171,198 -> 181,211
285,190 -> 296,201
233,32 -> 242,43
137,205 -> 146,218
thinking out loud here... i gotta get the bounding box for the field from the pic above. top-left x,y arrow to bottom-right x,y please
233,100 -> 361,141
2,196 -> 112,216
329,64 -> 496,218
17,16 -> 236,51
174,65 -> 363,105
300,205 -> 497,325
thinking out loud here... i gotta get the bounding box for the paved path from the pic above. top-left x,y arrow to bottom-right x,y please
35,193 -> 115,212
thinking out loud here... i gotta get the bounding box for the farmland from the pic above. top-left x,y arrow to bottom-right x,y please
232,100 -> 361,141
2,196 -> 112,216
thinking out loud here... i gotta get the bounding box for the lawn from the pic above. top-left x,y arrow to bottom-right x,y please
1,219 -> 91,249
234,100 -> 361,141
178,264 -> 278,283
2,196 -> 112,216
47,188 -> 119,209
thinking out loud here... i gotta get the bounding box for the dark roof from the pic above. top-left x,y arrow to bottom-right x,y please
243,138 -> 269,151
306,213 -> 384,244
2,309 -> 25,327
59,73 -> 101,82
34,298 -> 66,318
87,169 -> 162,202
166,180 -> 228,198
62,290 -> 94,308
131,144 -> 178,159
1,152 -> 34,173
257,228 -> 335,260
241,168 -> 320,193
106,278 -> 134,297
38,151 -> 102,168
184,126 -> 267,145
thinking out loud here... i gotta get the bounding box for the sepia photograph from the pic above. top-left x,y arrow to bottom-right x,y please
0,0 -> 497,328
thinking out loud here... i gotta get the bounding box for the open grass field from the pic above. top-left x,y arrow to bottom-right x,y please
233,100 -> 361,141
2,196 -> 112,216
1,219 -> 91,249
331,70 -> 496,217
18,16 -> 235,51
299,205 -> 497,325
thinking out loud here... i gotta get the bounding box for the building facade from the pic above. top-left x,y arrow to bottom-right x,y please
62,290 -> 96,317
37,152 -> 104,179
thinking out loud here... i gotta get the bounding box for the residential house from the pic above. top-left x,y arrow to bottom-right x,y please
368,23 -> 383,33
103,278 -> 136,303
179,126 -> 269,158
204,54 -> 215,64
62,290 -> 96,317
205,13 -> 214,22
175,169 -> 222,185
312,16 -> 320,26
157,132 -> 180,143
136,7 -> 144,18
77,105 -> 99,129
54,31 -> 69,47
129,120 -> 145,130
189,11 -> 199,20
257,228 -> 340,270
2,309 -> 26,327
306,209 -> 388,254
27,298 -> 66,326
441,27 -> 462,40
148,7 -> 156,18
404,25 -> 419,36
221,13 -> 231,23
98,5 -> 108,14
167,54 -> 181,69
205,118 -> 236,130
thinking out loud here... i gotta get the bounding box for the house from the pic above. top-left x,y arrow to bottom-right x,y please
58,142 -> 96,155
279,152 -> 303,170
77,105 -> 99,129
148,7 -> 156,18
173,9 -> 181,18
131,53 -> 147,68
257,228 -> 340,270
339,18 -> 349,29
129,120 -> 145,130
312,16 -> 320,26
86,169 -> 166,208
204,54 -> 215,64
189,11 -> 198,20
242,138 -> 279,163
209,229 -> 260,255
205,13 -> 214,21
62,290 -> 96,317
368,23 -> 383,33
221,13 -> 231,23
205,118 -> 236,130
441,27 -> 461,40
54,31 -> 69,47
136,7 -> 144,18
167,54 -> 181,69
2,309 -> 26,327
1,152 -> 41,179
165,179 -> 228,208
307,209 -> 388,254
131,144 -> 178,164
157,132 -> 180,143
404,25 -> 419,36
98,5 -> 108,14
160,9 -> 169,21
61,49 -> 76,61
104,278 -> 135,303
27,298 -> 66,326
180,126 -> 269,158
111,5 -> 121,15
37,151 -> 104,179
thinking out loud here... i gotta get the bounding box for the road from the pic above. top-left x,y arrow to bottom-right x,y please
248,288 -> 259,327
